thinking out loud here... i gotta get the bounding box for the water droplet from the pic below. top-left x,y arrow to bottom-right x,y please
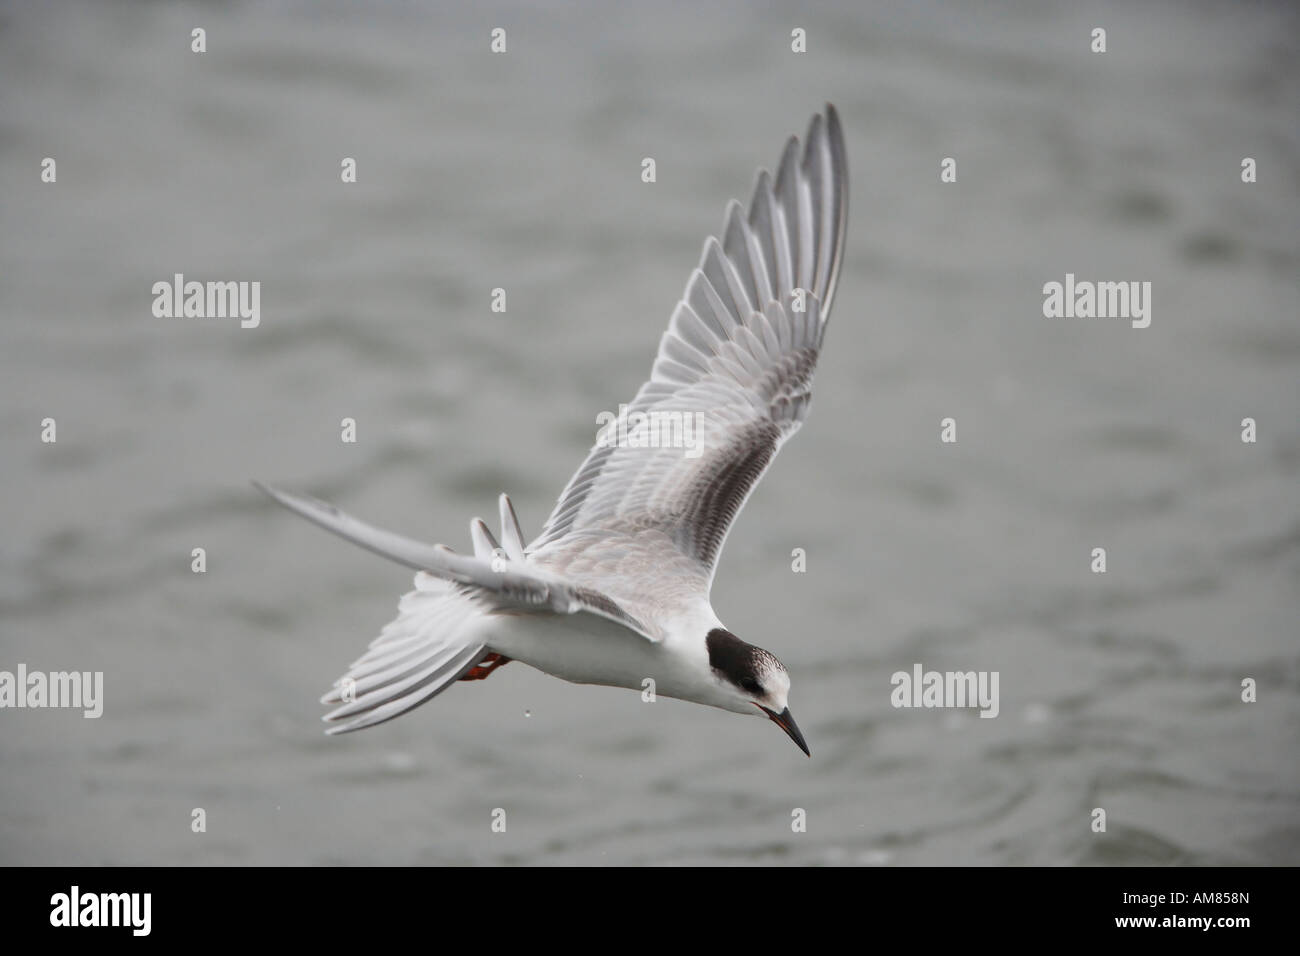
524,710 -> 531,718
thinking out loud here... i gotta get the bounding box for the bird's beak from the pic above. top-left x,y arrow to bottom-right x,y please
760,705 -> 810,757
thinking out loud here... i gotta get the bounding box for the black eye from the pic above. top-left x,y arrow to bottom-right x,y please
741,678 -> 763,695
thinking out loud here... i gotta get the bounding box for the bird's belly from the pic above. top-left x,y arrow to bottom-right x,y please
483,612 -> 678,693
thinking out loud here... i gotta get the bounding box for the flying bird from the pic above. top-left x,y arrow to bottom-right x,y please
257,104 -> 848,755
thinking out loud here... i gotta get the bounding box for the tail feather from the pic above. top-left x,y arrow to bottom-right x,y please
469,518 -> 501,560
498,494 -> 527,561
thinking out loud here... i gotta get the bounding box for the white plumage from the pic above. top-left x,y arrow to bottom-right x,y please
258,105 -> 848,752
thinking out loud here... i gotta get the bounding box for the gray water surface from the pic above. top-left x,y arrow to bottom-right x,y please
1,0 -> 1297,865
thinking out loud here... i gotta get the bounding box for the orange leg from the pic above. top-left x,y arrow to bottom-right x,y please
460,652 -> 512,681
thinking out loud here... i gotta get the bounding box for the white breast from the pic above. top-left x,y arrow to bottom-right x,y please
482,610 -> 750,714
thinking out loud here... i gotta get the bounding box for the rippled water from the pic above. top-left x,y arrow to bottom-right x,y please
2,0 -> 1297,865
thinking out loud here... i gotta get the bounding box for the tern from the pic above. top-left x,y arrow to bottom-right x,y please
257,104 -> 847,756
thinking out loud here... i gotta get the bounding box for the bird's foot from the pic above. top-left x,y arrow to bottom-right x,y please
460,652 -> 511,681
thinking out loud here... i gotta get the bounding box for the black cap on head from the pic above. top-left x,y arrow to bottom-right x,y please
706,627 -> 778,696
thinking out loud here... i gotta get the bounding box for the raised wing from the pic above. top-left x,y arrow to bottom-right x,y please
528,105 -> 848,602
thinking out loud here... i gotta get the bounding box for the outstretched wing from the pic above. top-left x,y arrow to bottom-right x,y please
318,573 -> 491,734
255,483 -> 665,733
254,482 -> 657,640
528,104 -> 848,604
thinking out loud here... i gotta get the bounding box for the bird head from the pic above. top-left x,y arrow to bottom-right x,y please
706,627 -> 809,756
